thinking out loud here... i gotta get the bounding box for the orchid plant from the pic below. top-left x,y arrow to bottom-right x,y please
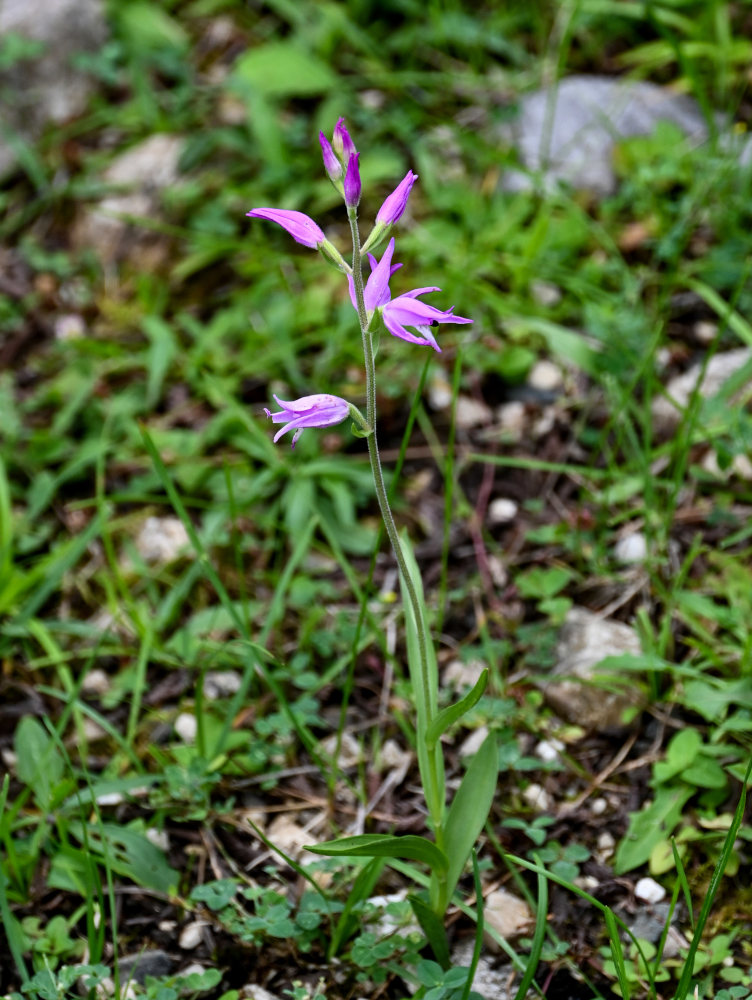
247,119 -> 498,955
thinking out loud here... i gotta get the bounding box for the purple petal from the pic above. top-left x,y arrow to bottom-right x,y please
363,238 -> 395,312
344,152 -> 361,208
319,132 -> 341,181
247,208 -> 325,248
333,118 -> 356,160
382,310 -> 441,352
376,170 -> 418,225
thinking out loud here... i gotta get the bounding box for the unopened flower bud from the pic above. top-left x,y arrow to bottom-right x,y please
333,118 -> 356,161
344,152 -> 361,208
319,132 -> 342,182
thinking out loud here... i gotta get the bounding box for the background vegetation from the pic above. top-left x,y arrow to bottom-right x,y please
2,1 -> 752,998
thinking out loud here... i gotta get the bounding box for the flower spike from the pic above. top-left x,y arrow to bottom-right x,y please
264,393 -> 351,448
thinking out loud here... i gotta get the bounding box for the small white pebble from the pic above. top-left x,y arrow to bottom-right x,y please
455,396 -> 493,429
597,831 -> 615,858
488,497 -> 519,525
614,531 -> 648,565
158,920 -> 177,933
530,280 -> 562,307
693,320 -> 718,344
532,406 -> 557,439
458,726 -> 489,758
523,782 -> 553,812
95,792 -> 125,807
635,876 -> 666,904
535,738 -> 564,763
135,516 -> 190,565
145,828 -> 169,851
180,963 -> 206,977
203,670 -> 242,699
1,749 -> 18,771
590,797 -> 608,816
496,401 -> 526,441
179,922 -> 207,950
442,659 -> 486,690
54,314 -> 85,341
528,360 -> 563,392
428,371 -> 453,410
574,875 -> 599,892
81,668 -> 111,695
174,712 -> 197,743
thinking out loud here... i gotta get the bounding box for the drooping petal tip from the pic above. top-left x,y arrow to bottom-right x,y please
247,208 -> 325,249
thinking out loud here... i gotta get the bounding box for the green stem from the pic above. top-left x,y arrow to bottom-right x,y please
347,208 -> 446,849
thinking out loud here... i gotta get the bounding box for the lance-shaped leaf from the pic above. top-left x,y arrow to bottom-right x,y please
306,833 -> 448,873
443,733 -> 498,904
425,669 -> 488,751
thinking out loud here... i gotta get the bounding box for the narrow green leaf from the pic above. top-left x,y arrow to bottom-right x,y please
443,734 -> 498,903
425,669 -> 488,750
408,893 -> 450,969
513,857 -> 548,1000
306,834 -> 448,873
605,908 -> 631,1000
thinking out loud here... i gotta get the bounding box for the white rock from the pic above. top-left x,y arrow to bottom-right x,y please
590,797 -> 608,816
1,749 -> 18,771
614,531 -> 648,565
320,731 -> 363,768
488,497 -> 519,525
531,405 -> 557,439
458,725 -> 490,759
54,314 -> 85,341
179,922 -> 207,950
596,831 -> 615,858
442,658 -> 486,691
652,348 -> 752,434
483,889 -> 533,944
530,280 -> 563,307
203,671 -> 242,699
180,963 -> 206,978
635,876 -> 666,904
542,607 -> 645,732
174,712 -> 197,743
528,359 -> 563,392
523,782 -> 553,812
73,134 -> 185,262
266,814 -> 311,858
427,370 -> 453,410
503,75 -> 710,195
0,0 -> 107,177
450,941 -> 517,1000
692,320 -> 717,344
244,987 -> 283,1000
379,738 -> 412,772
455,395 -> 493,429
701,450 -> 752,481
145,828 -> 169,852
135,516 -> 190,565
535,738 -> 564,763
81,668 -> 111,696
495,401 -> 526,442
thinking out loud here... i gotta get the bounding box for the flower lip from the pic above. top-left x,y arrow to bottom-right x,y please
382,292 -> 472,353
376,170 -> 418,226
247,208 -> 325,248
264,393 -> 350,448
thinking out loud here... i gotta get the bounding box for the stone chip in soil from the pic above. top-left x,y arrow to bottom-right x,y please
541,606 -> 645,732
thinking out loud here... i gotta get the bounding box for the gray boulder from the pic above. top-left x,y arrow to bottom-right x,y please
504,75 -> 712,195
0,0 -> 107,177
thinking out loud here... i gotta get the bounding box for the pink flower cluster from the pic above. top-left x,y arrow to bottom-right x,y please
248,119 -> 472,446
